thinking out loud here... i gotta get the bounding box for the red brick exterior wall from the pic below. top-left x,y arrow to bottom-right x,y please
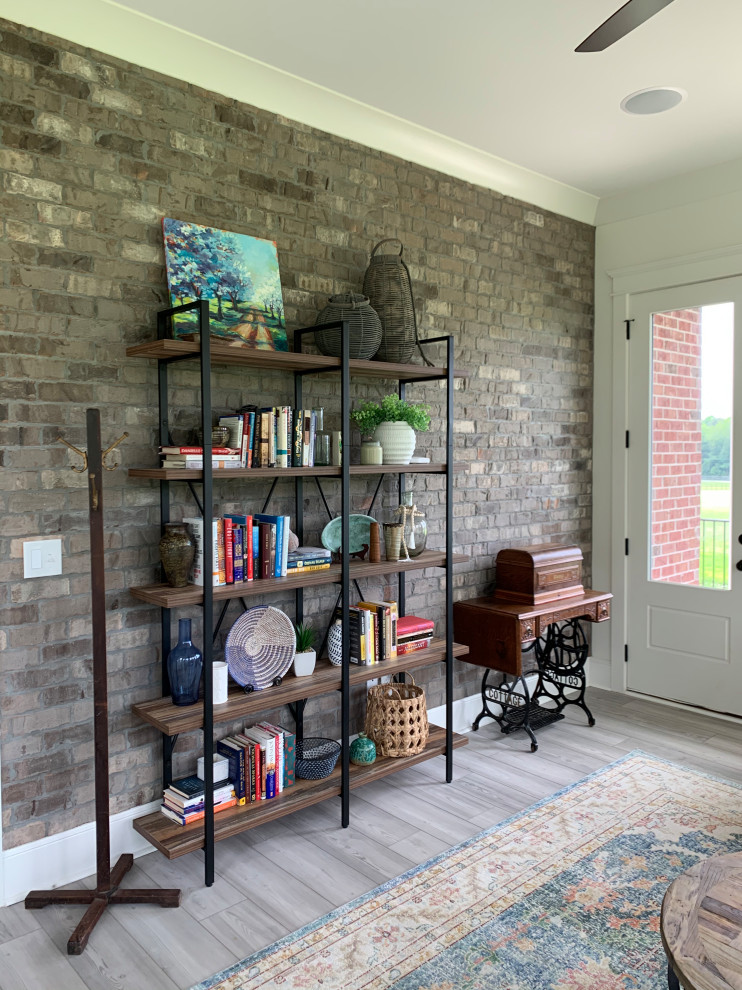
651,309 -> 702,583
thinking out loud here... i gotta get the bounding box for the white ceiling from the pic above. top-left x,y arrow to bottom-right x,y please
111,0 -> 742,200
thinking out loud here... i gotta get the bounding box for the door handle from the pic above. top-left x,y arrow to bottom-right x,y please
737,561 -> 742,571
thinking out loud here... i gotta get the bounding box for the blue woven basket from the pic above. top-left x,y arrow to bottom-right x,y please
295,737 -> 341,780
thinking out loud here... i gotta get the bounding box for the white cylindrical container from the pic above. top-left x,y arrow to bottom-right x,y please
360,440 -> 383,465
212,660 -> 229,704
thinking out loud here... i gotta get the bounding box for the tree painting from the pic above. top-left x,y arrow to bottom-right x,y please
162,219 -> 288,350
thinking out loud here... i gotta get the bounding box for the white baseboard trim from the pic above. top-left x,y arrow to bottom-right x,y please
2,799 -> 160,908
586,657 -> 612,691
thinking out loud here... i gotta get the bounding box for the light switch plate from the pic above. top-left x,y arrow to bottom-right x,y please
23,539 -> 62,578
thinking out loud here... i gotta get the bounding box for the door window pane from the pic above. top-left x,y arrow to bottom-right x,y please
650,304 -> 732,588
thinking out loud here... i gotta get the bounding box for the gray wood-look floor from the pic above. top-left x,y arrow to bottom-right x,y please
1,686 -> 741,990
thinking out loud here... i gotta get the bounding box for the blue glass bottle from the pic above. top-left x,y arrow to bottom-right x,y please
167,618 -> 203,706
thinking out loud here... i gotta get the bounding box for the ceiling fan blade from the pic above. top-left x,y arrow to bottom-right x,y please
575,0 -> 676,52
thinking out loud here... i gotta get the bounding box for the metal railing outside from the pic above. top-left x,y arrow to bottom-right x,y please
699,517 -> 730,589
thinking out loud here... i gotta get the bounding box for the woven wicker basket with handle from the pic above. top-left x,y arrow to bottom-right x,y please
364,671 -> 429,757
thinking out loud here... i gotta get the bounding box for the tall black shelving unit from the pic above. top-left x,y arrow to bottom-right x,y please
129,304 -> 467,887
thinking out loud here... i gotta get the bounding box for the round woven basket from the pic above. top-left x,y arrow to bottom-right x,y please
314,293 -> 382,360
362,239 -> 418,363
364,671 -> 429,757
295,737 -> 341,779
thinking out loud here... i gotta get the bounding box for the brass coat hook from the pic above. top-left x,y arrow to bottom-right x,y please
57,431 -> 129,473
102,432 -> 129,471
56,436 -> 88,473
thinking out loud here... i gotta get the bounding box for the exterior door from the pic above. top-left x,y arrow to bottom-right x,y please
626,278 -> 742,715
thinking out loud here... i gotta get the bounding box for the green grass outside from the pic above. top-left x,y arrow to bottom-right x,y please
700,479 -> 730,587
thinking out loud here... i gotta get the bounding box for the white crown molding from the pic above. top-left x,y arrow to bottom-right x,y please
596,156 -> 742,227
0,0 -> 598,226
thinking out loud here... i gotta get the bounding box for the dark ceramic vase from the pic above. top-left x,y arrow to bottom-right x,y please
159,523 -> 195,588
167,618 -> 202,706
349,731 -> 376,766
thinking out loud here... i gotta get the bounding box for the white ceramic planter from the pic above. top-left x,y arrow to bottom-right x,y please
293,648 -> 316,677
374,421 -> 416,465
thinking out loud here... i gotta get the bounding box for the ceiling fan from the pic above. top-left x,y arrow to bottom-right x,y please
575,0 -> 676,52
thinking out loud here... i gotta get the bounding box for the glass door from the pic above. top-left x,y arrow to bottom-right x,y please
626,278 -> 742,715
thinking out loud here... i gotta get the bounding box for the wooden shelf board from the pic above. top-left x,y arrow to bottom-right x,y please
128,463 -> 463,481
129,551 -> 469,608
125,338 -> 467,380
132,639 -> 469,735
132,725 -> 467,859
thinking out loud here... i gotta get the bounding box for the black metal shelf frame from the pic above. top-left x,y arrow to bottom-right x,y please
151,305 -> 457,885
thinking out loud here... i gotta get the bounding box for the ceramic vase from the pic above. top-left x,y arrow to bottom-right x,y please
293,648 -> 316,677
383,522 -> 403,562
350,732 -> 376,766
374,421 -> 416,465
328,621 -> 343,666
167,618 -> 203,706
159,523 -> 195,588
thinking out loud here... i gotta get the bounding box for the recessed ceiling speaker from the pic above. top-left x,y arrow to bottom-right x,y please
576,0 -> 676,52
620,87 -> 686,114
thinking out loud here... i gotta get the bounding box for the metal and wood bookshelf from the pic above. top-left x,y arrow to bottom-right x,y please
127,301 -> 468,887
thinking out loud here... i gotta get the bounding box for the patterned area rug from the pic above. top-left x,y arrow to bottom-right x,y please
193,752 -> 742,990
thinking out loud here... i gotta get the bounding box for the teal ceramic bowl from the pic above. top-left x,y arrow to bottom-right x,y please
321,514 -> 376,556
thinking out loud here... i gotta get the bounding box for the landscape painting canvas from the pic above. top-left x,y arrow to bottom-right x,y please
162,219 -> 288,350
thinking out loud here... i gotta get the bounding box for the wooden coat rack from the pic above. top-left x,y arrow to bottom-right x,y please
25,408 -> 181,954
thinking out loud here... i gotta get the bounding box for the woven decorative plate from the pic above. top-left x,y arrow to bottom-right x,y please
225,606 -> 295,691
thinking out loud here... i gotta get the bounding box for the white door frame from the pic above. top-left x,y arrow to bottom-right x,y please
594,244 -> 742,695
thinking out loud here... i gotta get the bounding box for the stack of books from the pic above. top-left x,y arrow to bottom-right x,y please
396,615 -> 435,655
161,774 -> 237,826
216,722 -> 296,804
159,445 -> 242,469
287,547 -> 331,574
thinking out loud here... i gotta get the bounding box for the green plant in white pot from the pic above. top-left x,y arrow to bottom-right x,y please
293,622 -> 316,677
351,395 -> 430,465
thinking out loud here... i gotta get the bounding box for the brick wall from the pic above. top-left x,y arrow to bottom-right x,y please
0,17 -> 595,850
650,309 -> 702,583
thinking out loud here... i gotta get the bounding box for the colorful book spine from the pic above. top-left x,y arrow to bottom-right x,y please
246,516 -> 254,580
216,738 -> 247,801
161,796 -> 238,825
397,637 -> 433,656
276,406 -> 288,468
281,726 -> 296,787
224,516 -> 234,584
385,600 -> 399,658
159,446 -> 236,455
232,523 -> 244,582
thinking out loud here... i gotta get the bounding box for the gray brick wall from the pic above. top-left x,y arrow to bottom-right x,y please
0,16 -> 594,849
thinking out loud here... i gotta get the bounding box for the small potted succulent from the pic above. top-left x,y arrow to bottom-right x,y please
293,621 -> 317,677
351,394 -> 431,465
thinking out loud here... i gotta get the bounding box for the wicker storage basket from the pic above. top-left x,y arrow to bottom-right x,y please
314,293 -> 382,360
362,239 -> 420,364
364,671 -> 429,757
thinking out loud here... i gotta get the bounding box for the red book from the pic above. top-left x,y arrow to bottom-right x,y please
159,446 -> 237,455
397,615 -> 435,639
224,517 -> 234,583
397,637 -> 433,656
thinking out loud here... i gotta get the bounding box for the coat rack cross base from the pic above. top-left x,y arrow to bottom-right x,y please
25,853 -> 180,955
